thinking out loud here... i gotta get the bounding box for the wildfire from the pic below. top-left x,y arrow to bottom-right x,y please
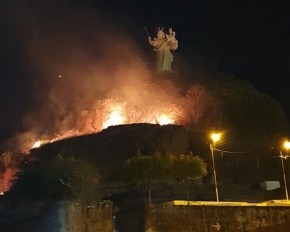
26,98 -> 181,152
0,167 -> 19,194
0,57 -> 211,194
102,104 -> 126,129
156,114 -> 174,125
32,140 -> 42,149
31,139 -> 51,150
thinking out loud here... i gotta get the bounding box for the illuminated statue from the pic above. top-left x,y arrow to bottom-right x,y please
148,27 -> 178,73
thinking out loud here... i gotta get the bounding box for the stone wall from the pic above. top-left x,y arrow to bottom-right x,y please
146,204 -> 290,232
37,200 -> 113,232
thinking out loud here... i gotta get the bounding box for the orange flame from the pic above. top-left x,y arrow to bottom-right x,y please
1,80 -> 210,194
0,167 -> 19,194
32,140 -> 42,149
26,99 -> 181,151
156,114 -> 174,125
31,139 -> 51,150
102,104 -> 126,129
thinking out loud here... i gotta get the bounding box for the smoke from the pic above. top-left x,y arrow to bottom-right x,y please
0,0 -> 216,193
0,1 -> 178,150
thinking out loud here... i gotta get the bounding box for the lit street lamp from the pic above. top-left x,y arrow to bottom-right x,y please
210,132 -> 222,202
284,141 -> 290,151
280,140 -> 290,200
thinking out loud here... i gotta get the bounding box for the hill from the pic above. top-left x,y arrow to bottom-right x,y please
30,123 -> 190,169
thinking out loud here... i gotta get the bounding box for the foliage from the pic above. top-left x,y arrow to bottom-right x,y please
118,152 -> 166,187
206,75 -> 289,149
117,152 -> 207,186
113,151 -> 207,203
213,77 -> 288,138
173,153 -> 207,182
10,153 -> 99,202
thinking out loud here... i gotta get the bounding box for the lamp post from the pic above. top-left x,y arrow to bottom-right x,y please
210,132 -> 221,202
280,140 -> 290,200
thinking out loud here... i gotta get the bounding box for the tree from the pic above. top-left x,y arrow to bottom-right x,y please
173,153 -> 207,181
200,74 -> 290,185
115,151 -> 207,204
182,84 -> 214,125
173,153 -> 207,203
119,152 -> 165,204
10,153 -> 99,202
207,75 -> 289,150
52,154 -> 100,202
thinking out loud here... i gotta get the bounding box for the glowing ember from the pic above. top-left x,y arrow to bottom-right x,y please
156,114 -> 174,125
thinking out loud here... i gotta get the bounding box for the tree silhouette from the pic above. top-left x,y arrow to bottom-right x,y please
115,152 -> 207,204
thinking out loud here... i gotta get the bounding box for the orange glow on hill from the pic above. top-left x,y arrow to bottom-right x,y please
102,104 -> 126,129
156,114 -> 174,125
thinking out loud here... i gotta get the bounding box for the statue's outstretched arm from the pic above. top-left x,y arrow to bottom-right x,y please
148,37 -> 156,47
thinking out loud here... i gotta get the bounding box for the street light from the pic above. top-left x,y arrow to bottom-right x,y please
284,141 -> 290,151
210,132 -> 222,202
280,140 -> 290,200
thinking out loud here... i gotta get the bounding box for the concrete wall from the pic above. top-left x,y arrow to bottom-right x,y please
37,200 -> 113,232
146,204 -> 290,232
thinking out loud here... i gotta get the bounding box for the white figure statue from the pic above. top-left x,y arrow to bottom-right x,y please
148,27 -> 178,73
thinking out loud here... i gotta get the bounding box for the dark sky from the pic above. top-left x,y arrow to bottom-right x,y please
1,0 -> 290,141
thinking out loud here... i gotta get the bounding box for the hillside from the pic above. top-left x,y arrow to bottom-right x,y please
30,123 -> 190,168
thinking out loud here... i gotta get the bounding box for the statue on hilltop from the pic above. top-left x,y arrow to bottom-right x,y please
147,26 -> 178,73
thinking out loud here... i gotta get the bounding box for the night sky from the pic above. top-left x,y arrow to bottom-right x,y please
1,0 -> 290,142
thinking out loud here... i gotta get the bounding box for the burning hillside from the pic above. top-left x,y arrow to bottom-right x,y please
0,79 -> 213,194
3,79 -> 212,155
29,123 -> 190,168
0,2 -> 215,194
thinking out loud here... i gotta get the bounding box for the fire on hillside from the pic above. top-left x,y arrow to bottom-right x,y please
0,101 -> 180,194
30,99 -> 179,151
0,83 -> 211,194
